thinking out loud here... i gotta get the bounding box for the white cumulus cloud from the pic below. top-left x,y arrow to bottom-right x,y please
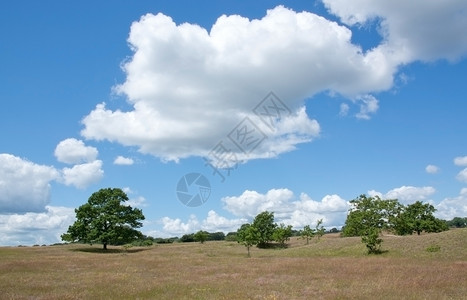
323,0 -> 467,63
370,185 -> 436,204
61,160 -> 104,189
222,188 -> 349,228
454,156 -> 467,167
436,188 -> 467,220
114,156 -> 134,165
81,5 -> 420,162
0,154 -> 59,213
54,138 -> 98,164
456,168 -> 467,183
425,164 -> 439,174
0,206 -> 75,246
159,210 -> 248,236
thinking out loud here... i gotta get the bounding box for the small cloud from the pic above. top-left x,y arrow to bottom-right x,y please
127,196 -> 147,208
425,164 -> 439,174
339,103 -> 349,116
54,138 -> 98,164
456,168 -> 467,183
114,156 -> 134,165
454,156 -> 467,167
355,95 -> 379,120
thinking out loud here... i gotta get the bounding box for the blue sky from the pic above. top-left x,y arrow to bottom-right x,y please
1,0 -> 467,245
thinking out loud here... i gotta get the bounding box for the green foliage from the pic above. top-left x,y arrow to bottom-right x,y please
225,232 -> 237,242
208,232 -> 225,241
426,244 -> 441,252
342,195 -> 401,253
252,211 -> 277,248
300,225 -> 315,245
272,223 -> 293,247
180,234 -> 195,243
236,223 -> 259,257
194,230 -> 209,244
446,217 -> 467,228
131,239 -> 153,247
341,195 -> 401,237
61,188 -> 145,250
361,227 -> 383,254
394,201 -> 448,235
315,219 -> 326,241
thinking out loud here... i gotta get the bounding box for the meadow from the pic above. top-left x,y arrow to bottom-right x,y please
0,229 -> 466,299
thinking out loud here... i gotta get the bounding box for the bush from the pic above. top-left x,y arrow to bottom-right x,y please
361,227 -> 383,254
426,244 -> 441,252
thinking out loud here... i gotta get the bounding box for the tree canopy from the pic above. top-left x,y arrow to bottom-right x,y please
61,188 -> 145,250
394,201 -> 449,235
252,211 -> 277,248
341,194 -> 449,254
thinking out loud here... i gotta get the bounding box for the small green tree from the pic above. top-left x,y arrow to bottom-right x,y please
61,188 -> 145,250
236,223 -> 258,257
300,225 -> 315,245
272,223 -> 293,247
194,230 -> 209,244
361,227 -> 383,254
315,219 -> 326,241
252,211 -> 277,248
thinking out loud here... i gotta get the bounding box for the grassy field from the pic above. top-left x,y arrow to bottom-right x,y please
1,229 -> 466,300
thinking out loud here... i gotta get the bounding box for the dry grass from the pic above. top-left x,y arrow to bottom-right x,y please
0,229 -> 466,299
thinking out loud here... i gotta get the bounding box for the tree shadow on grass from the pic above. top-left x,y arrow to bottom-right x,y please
70,247 -> 152,254
257,243 -> 289,250
367,249 -> 389,255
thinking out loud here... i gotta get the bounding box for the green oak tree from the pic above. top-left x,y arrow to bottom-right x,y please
272,223 -> 293,247
194,230 -> 209,243
252,211 -> 277,248
341,195 -> 401,254
394,201 -> 448,235
341,195 -> 401,237
315,219 -> 326,241
300,225 -> 315,245
61,188 -> 145,250
236,223 -> 259,257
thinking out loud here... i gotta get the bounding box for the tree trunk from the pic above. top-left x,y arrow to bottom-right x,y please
247,246 -> 250,257
103,243 -> 107,250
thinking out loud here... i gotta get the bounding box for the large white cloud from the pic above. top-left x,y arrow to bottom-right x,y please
61,160 -> 104,189
222,188 -> 349,228
435,188 -> 467,220
81,5 -> 417,162
323,0 -> 467,63
159,189 -> 349,236
0,206 -> 75,246
369,185 -> 436,204
0,154 -> 59,213
160,210 -> 247,236
54,138 -> 98,164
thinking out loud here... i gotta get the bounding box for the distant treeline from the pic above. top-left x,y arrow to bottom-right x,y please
125,217 -> 465,247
